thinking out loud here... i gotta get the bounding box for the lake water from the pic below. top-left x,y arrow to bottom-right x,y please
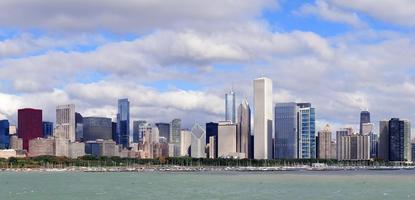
1,170 -> 415,200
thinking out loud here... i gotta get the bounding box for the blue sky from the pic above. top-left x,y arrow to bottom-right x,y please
1,0 -> 415,133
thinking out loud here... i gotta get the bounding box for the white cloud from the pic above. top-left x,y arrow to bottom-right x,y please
329,0 -> 415,27
0,0 -> 277,32
296,0 -> 366,28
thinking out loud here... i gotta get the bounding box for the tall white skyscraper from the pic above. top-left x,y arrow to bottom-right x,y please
225,90 -> 236,123
190,123 -> 206,158
253,77 -> 273,159
56,104 -> 76,142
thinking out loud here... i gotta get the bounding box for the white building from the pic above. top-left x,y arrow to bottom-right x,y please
218,121 -> 238,158
69,142 -> 85,158
28,137 -> 54,157
56,104 -> 76,142
254,77 -> 273,159
180,130 -> 192,156
191,123 -> 206,158
9,135 -> 23,150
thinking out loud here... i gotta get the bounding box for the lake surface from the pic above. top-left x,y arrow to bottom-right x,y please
1,170 -> 415,200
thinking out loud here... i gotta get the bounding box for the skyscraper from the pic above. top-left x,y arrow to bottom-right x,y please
206,122 -> 218,158
225,90 -> 236,123
18,108 -> 43,151
190,123 -> 206,158
237,99 -> 252,159
218,121 -> 237,158
42,121 -> 53,138
133,120 -> 146,143
389,118 -> 411,162
378,120 -> 389,161
317,125 -> 332,159
297,103 -> 316,159
75,112 -> 83,142
56,104 -> 76,142
0,120 -> 10,149
170,119 -> 181,157
117,98 -> 130,148
254,77 -> 273,160
155,123 -> 170,141
360,111 -> 370,134
180,129 -> 192,157
274,102 -> 298,159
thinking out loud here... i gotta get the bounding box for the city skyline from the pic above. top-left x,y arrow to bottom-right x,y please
1,1 -> 415,133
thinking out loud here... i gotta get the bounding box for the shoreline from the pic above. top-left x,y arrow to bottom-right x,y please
1,165 -> 415,173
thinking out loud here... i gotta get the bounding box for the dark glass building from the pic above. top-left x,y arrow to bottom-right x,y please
206,122 -> 218,158
18,108 -> 43,151
85,142 -> 101,157
0,120 -> 10,149
112,122 -> 117,142
360,111 -> 370,134
116,98 -> 130,148
42,121 -> 53,138
83,117 -> 112,141
75,112 -> 83,142
133,120 -> 146,143
155,123 -> 170,141
389,118 -> 411,161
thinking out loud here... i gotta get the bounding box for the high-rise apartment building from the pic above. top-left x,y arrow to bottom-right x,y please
225,90 -> 236,123
237,99 -> 252,159
254,77 -> 273,159
317,125 -> 332,159
56,104 -> 76,142
297,103 -> 316,159
18,108 -> 43,151
379,119 -> 412,162
116,98 -> 130,148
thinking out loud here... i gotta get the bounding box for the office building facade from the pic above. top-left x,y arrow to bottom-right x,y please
237,99 -> 252,159
190,123 -> 206,158
317,125 -> 332,159
274,102 -> 298,159
83,117 -> 113,141
116,98 -> 130,148
254,77 -> 273,159
42,121 -> 53,138
0,120 -> 10,149
297,103 -> 316,159
18,108 -> 43,151
56,104 -> 76,142
225,90 -> 236,123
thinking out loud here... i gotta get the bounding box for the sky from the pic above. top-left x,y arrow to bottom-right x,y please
1,0 -> 415,133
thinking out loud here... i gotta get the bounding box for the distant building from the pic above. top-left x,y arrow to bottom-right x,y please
133,120 -> 146,143
207,136 -> 216,159
225,90 -> 236,123
75,112 -> 83,142
18,108 -> 43,151
85,139 -> 119,157
0,120 -> 10,149
155,123 -> 170,142
274,102 -> 298,159
360,111 -> 371,134
237,99 -> 252,159
412,142 -> 415,162
317,125 -> 332,159
116,98 -> 130,148
56,104 -> 76,142
379,119 -> 412,162
42,121 -> 53,138
28,137 -> 54,157
205,122 -> 218,158
389,119 -> 411,162
337,128 -> 370,161
9,125 -> 16,135
253,77 -> 273,159
111,122 -> 117,142
9,135 -> 23,150
83,117 -> 112,141
191,123 -> 206,158
69,142 -> 85,158
169,119 -> 181,157
180,130 -> 191,156
361,122 -> 378,159
218,121 -> 238,158
297,103 -> 316,159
